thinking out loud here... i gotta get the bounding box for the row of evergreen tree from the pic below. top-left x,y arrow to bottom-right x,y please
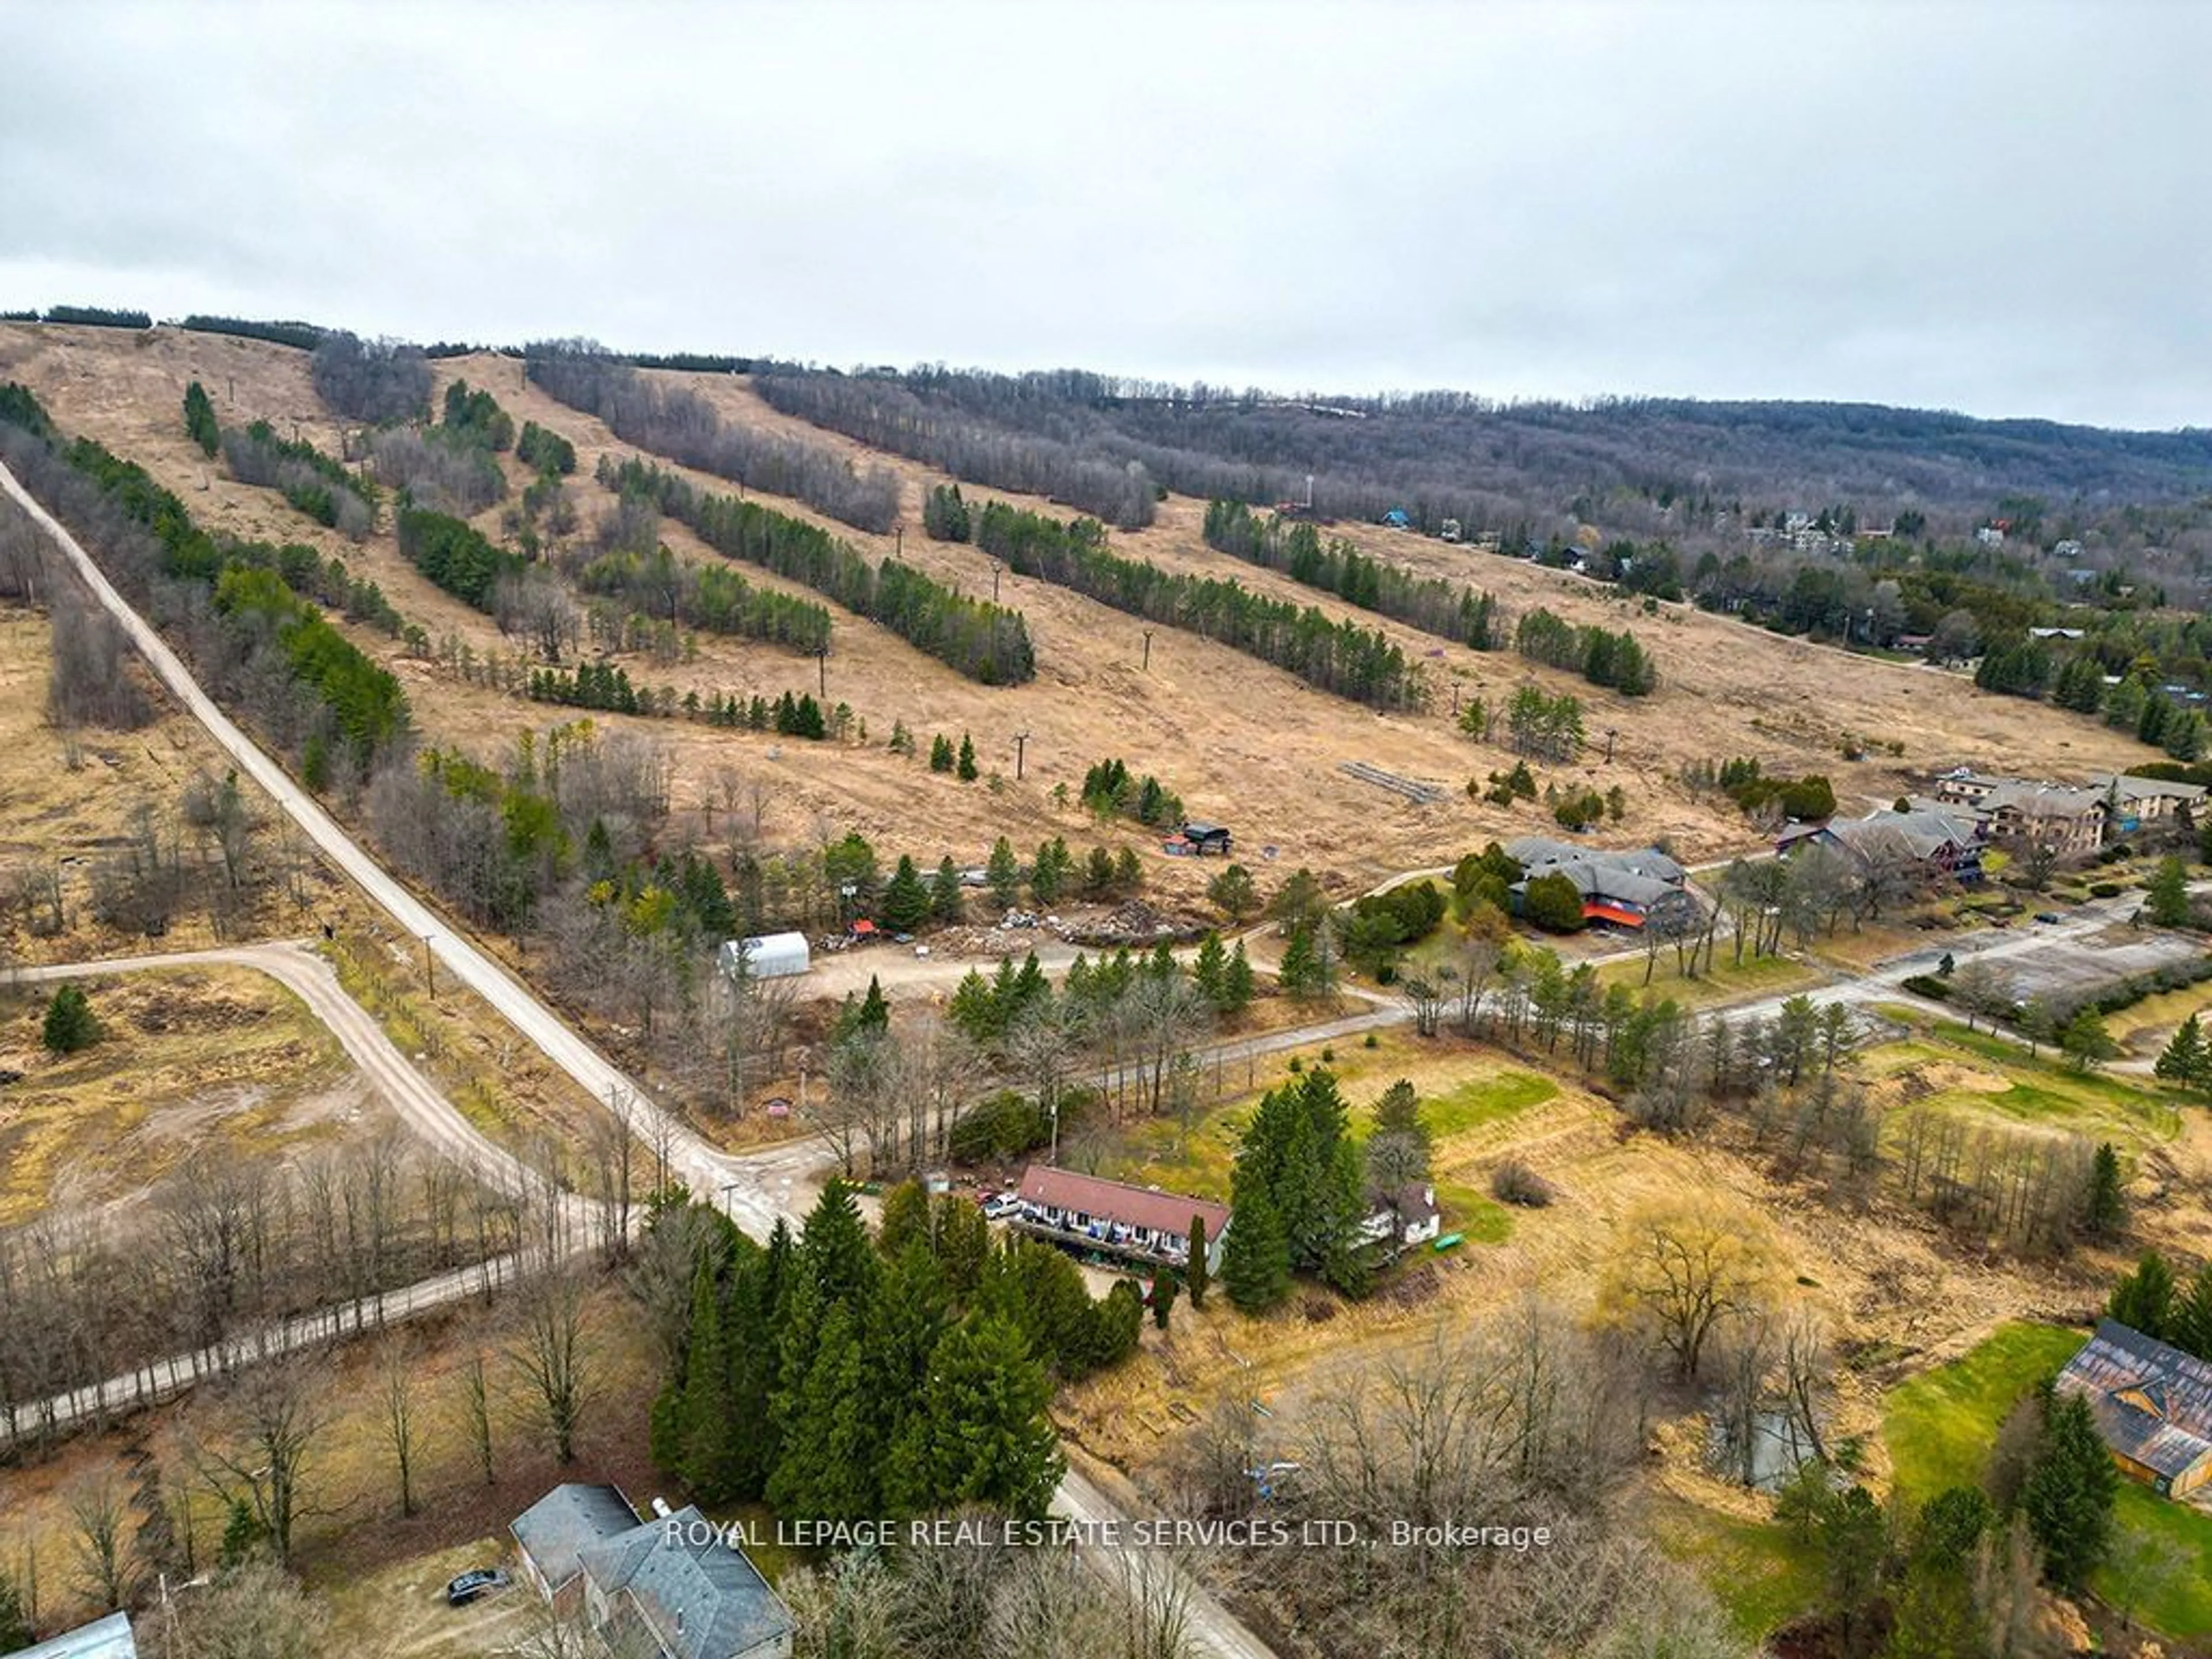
395,505 -> 528,611
2105,1247 -> 2212,1360
1078,757 -> 1183,826
1513,606 -> 1657,695
0,385 -> 410,778
970,500 -> 1425,710
1202,499 -> 1502,650
439,379 -> 514,452
1980,641 -> 2210,762
575,546 -> 833,653
649,1182 -> 1140,1521
599,456 -> 1036,685
516,419 -> 576,475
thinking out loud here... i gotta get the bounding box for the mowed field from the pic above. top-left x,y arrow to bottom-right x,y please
0,322 -> 2162,914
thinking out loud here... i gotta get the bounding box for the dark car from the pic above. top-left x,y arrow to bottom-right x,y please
447,1568 -> 509,1606
2034,912 -> 2062,925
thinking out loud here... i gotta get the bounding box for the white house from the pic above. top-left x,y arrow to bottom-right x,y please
1358,1183 -> 1443,1251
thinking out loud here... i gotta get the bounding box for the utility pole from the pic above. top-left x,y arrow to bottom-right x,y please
422,934 -> 435,996
816,646 -> 828,699
896,525 -> 903,558
1605,729 -> 1618,763
990,558 -> 1002,603
1014,730 -> 1029,781
1142,630 -> 1154,672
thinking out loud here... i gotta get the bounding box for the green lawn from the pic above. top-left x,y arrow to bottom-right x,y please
1883,1321 -> 2083,1505
1648,1495 -> 1823,1641
1429,1179 -> 1514,1243
1884,1321 -> 2212,1641
1857,1025 -> 2183,1149
1406,1070 -> 1558,1138
1595,949 -> 1827,1010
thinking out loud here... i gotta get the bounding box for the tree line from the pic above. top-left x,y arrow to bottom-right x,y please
574,544 -> 833,653
17,305 -> 151,329
1513,605 -> 1656,694
643,1181 -> 1133,1525
0,385 -> 410,786
218,418 -> 380,540
971,499 -> 1425,709
601,454 -> 1035,685
395,505 -> 527,611
177,313 -> 330,350
524,340 -> 901,532
756,367 -> 1158,529
1202,498 -> 1501,649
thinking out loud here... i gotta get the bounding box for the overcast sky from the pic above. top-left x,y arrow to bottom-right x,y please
2,1 -> 2205,429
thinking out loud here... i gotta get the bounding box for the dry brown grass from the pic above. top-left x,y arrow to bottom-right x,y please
0,964 -> 353,1228
0,324 -> 2161,927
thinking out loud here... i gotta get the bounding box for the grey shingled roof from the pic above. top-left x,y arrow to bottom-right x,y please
579,1505 -> 794,1659
513,1484 -> 643,1593
2055,1320 -> 2212,1482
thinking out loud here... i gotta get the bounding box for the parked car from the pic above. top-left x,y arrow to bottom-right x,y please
2034,912 -> 2062,925
447,1568 -> 509,1606
982,1195 -> 1023,1221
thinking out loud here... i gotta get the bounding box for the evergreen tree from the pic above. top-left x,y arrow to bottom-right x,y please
1186,1215 -> 1210,1307
1206,862 -> 1258,921
2156,1013 -> 2207,1088
885,1314 -> 1062,1520
1222,1188 -> 1291,1312
1151,1273 -> 1178,1330
932,1192 -> 991,1297
877,1181 -> 934,1262
929,733 -> 955,772
2084,1142 -> 2126,1240
930,855 -> 965,924
41,982 -> 101,1054
1113,846 -> 1143,895
881,855 -> 931,933
2147,854 -> 2192,927
1030,838 -> 1073,906
1193,931 -> 1228,1008
183,380 -> 219,457
677,1257 -> 740,1499
2022,1390 -> 2118,1593
986,836 -> 1022,908
1278,925 -> 1323,1001
957,732 -> 979,782
800,1179 -> 880,1309
869,1244 -> 954,1486
2060,1007 -> 2116,1072
768,1300 -> 881,1522
0,1571 -> 28,1653
2109,1249 -> 2176,1338
2172,1260 -> 2212,1362
1219,941 -> 1256,1019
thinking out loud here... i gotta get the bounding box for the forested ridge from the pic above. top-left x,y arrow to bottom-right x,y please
526,341 -> 900,533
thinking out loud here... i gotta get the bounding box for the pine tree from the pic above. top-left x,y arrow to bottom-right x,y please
2109,1249 -> 2177,1338
1222,1189 -> 1291,1311
1186,1215 -> 1210,1307
41,982 -> 100,1054
1219,941 -> 1256,1019
881,855 -> 931,933
2084,1142 -> 2126,1239
2061,1007 -> 2116,1072
1151,1274 -> 1177,1330
2022,1391 -> 2118,1593
1193,931 -> 1228,1008
930,856 -> 965,924
2147,855 -> 2191,927
929,733 -> 955,772
885,1313 -> 1062,1520
2156,1013 -> 2206,1088
986,836 -> 1021,908
877,1181 -> 934,1262
677,1257 -> 738,1499
767,1301 -> 881,1522
956,732 -> 979,782
2173,1261 -> 2212,1361
1278,925 -> 1322,1001
0,1571 -> 28,1653
869,1244 -> 953,1480
183,380 -> 219,457
800,1179 -> 880,1309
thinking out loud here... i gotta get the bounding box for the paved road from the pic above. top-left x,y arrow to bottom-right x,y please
2,457 -> 1282,1659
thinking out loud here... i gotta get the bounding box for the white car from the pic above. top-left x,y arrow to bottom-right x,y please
982,1195 -> 1023,1222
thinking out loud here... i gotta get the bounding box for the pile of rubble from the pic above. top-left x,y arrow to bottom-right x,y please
1063,900 -> 1210,946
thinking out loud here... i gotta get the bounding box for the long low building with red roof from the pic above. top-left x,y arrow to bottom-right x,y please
1012,1165 -> 1230,1277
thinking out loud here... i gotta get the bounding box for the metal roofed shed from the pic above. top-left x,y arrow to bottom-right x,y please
717,932 -> 810,980
2055,1319 -> 2212,1498
2,1614 -> 136,1659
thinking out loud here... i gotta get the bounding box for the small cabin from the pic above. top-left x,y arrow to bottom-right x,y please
1180,821 -> 1233,858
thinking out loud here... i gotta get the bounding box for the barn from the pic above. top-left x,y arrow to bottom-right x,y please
717,932 -> 811,981
2054,1319 -> 2212,1498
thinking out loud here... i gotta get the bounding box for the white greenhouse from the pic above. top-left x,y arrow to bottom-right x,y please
717,931 -> 812,981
